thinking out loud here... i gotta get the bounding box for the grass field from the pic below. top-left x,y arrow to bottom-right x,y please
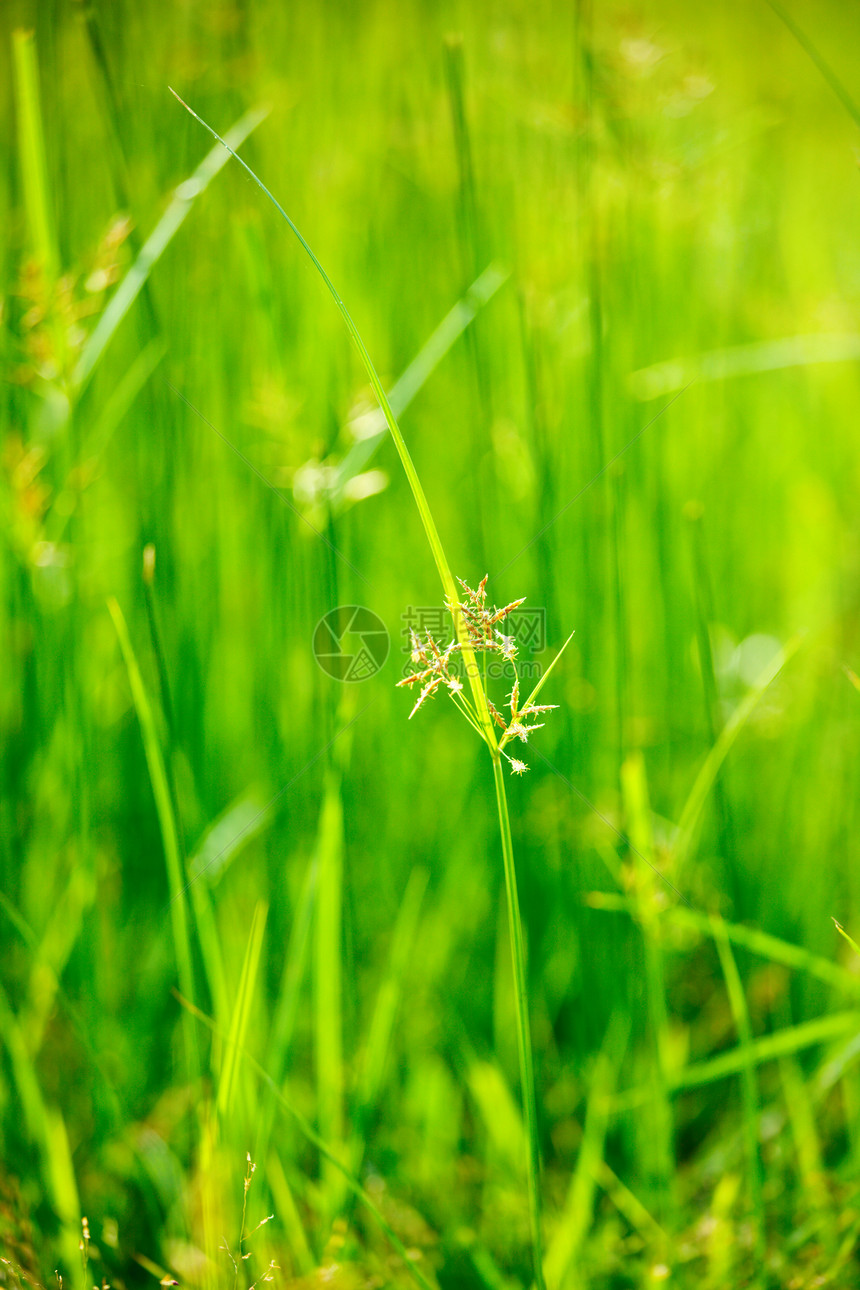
3,1 -> 860,1286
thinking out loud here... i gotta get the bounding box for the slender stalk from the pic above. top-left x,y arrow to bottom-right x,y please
492,755 -> 545,1290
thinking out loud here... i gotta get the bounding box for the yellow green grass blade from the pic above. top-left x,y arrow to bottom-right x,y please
613,1011 -> 860,1112
711,914 -> 765,1265
21,865 -> 96,1057
0,892 -> 120,1119
499,633 -> 574,752
254,852 -> 318,1175
108,596 -> 199,1080
265,1151 -> 315,1276
333,261 -> 508,502
673,633 -> 803,870
185,794 -> 272,1031
631,333 -> 860,400
620,753 -> 674,1220
175,992 -> 437,1290
313,772 -> 346,1216
543,1016 -> 627,1290
350,866 -> 429,1176
467,1057 -> 527,1174
74,106 -> 268,393
12,29 -> 57,279
833,918 -> 860,958
48,339 -> 166,544
0,982 -> 81,1285
585,892 -> 860,994
216,899 -> 268,1124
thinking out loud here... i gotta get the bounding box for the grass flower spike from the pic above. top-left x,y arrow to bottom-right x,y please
398,574 -> 566,776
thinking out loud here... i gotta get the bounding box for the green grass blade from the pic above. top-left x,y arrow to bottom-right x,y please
48,339 -> 166,544
467,1058 -> 527,1174
0,982 -> 81,1284
631,334 -> 860,399
332,262 -> 508,502
543,1015 -> 627,1290
493,758 -> 545,1290
620,753 -> 675,1220
833,918 -> 860,958
767,0 -> 860,129
500,633 -> 574,751
612,1011 -> 860,1111
74,106 -> 268,393
265,1151 -> 315,1276
22,865 -> 95,1056
268,851 -> 318,1075
314,773 -> 345,1215
175,992 -> 437,1290
252,852 -> 318,1185
355,866 -> 428,1117
185,796 -> 273,1039
170,90 -> 496,745
711,914 -> 765,1263
585,892 -> 860,994
12,29 -> 57,278
216,899 -> 268,1123
674,634 -> 803,870
107,596 -> 199,1080
187,878 -> 229,1031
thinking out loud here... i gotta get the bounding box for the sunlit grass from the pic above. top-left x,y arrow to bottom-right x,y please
3,1 -> 860,1286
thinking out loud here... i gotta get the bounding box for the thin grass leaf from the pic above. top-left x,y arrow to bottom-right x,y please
833,917 -> 860,957
174,991 -> 437,1290
216,899 -> 268,1123
619,753 -> 674,1220
674,633 -> 803,870
48,339 -> 166,544
630,333 -> 860,400
265,1152 -> 314,1276
0,893 -> 121,1120
467,1057 -> 527,1173
188,794 -> 272,887
493,760 -> 545,1288
108,596 -> 199,1079
74,106 -> 268,393
22,865 -> 95,1057
255,852 -> 318,1172
12,30 -> 57,278
333,262 -> 508,502
500,633 -> 574,750
543,1014 -> 628,1290
0,982 -> 81,1284
585,892 -> 860,994
767,0 -> 860,129
711,914 -> 765,1262
590,1160 -> 665,1244
613,1011 -> 860,1112
314,773 -> 345,1215
354,866 -> 428,1124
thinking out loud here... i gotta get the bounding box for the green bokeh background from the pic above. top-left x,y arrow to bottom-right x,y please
2,1 -> 860,1285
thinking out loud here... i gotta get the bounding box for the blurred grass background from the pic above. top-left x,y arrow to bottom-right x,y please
2,0 -> 860,1286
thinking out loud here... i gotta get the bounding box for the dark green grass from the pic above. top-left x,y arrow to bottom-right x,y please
2,1 -> 860,1286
